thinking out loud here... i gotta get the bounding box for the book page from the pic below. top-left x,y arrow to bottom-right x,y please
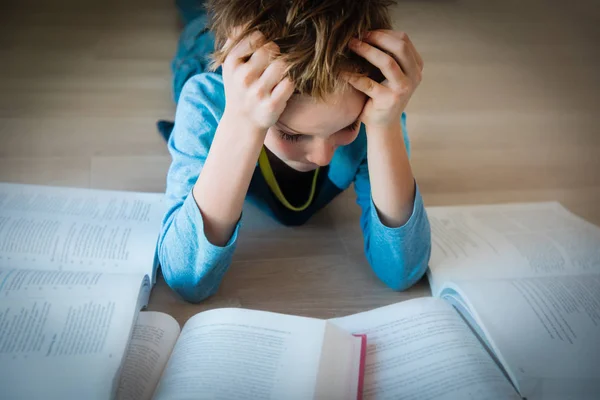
426,202 -> 600,295
0,269 -> 149,400
450,275 -> 600,400
116,312 -> 181,400
0,183 -> 165,280
153,308 -> 361,400
330,297 -> 521,400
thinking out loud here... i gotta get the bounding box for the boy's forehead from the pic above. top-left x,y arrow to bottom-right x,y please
278,87 -> 366,136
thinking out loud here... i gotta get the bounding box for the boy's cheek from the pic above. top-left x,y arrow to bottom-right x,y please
279,140 -> 305,160
337,129 -> 360,147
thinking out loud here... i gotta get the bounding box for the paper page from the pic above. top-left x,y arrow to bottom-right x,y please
0,269 -> 149,400
116,311 -> 181,400
0,183 -> 165,280
330,297 -> 521,400
451,275 -> 600,400
153,308 -> 358,400
426,202 -> 600,295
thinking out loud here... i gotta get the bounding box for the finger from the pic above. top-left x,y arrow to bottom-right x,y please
228,30 -> 266,67
397,31 -> 424,72
223,25 -> 243,48
407,49 -> 422,84
343,73 -> 387,99
248,41 -> 280,71
236,42 -> 280,87
362,31 -> 421,83
270,77 -> 295,104
224,23 -> 251,51
256,59 -> 287,95
349,38 -> 405,86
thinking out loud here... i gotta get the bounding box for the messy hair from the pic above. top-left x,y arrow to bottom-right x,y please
205,0 -> 396,101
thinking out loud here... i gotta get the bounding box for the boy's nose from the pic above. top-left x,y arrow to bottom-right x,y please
306,140 -> 335,167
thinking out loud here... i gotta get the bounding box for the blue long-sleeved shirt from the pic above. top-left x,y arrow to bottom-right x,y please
157,12 -> 431,303
158,74 -> 432,303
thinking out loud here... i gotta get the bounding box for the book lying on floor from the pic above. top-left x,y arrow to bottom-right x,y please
425,201 -> 600,400
116,309 -> 367,400
0,269 -> 151,399
0,182 -> 165,283
118,300 -> 519,400
0,183 -> 166,399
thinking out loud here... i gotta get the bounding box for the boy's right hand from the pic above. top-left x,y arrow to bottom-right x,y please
221,30 -> 295,132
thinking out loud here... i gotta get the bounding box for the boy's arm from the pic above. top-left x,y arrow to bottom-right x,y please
194,112 -> 266,246
353,113 -> 431,290
158,75 -> 242,303
159,31 -> 294,303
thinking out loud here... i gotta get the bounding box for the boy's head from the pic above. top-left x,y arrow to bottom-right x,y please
206,0 -> 396,171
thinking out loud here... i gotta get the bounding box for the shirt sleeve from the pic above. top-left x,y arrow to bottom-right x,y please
157,74 -> 240,303
353,112 -> 432,291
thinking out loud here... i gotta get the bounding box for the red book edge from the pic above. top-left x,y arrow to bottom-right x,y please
353,334 -> 368,400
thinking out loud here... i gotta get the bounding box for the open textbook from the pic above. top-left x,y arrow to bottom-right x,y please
0,183 -> 166,399
0,182 -> 165,282
0,269 -> 151,399
117,299 -> 522,400
426,201 -> 600,399
116,309 -> 367,400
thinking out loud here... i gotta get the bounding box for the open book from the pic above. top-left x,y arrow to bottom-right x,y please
426,201 -> 600,400
117,300 -> 519,400
0,269 -> 151,399
0,183 -> 165,399
0,182 -> 165,282
116,309 -> 367,400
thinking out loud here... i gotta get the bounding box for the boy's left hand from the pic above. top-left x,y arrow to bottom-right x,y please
344,30 -> 424,131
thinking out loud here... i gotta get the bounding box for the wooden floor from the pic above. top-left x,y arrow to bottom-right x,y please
1,0 -> 599,325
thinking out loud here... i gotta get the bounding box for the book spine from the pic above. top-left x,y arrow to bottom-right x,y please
353,334 -> 368,400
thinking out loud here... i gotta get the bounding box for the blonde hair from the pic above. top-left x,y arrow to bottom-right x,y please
206,0 -> 395,101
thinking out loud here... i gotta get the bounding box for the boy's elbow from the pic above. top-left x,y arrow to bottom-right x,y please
369,242 -> 431,292
158,245 -> 229,304
157,208 -> 238,303
161,260 -> 225,303
381,260 -> 428,292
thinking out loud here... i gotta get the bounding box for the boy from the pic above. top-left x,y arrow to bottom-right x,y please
158,0 -> 431,303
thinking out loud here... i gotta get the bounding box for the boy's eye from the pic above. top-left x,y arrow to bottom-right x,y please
279,131 -> 302,143
278,121 -> 359,143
